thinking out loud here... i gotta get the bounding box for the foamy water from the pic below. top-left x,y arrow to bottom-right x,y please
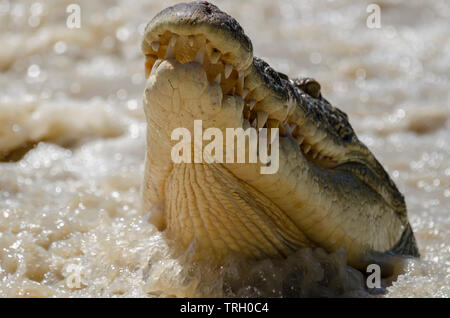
0,0 -> 448,297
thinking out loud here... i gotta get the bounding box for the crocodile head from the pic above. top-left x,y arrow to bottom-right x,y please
141,1 -> 419,269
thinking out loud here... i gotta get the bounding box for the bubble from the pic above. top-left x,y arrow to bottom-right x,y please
127,99 -> 138,110
392,170 -> 399,178
116,27 -> 130,42
27,64 -> 40,78
132,73 -> 144,85
54,41 -> 67,54
28,15 -> 40,27
396,108 -> 405,119
117,89 -> 127,100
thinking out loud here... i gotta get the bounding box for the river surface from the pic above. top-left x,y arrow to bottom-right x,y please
0,0 -> 449,297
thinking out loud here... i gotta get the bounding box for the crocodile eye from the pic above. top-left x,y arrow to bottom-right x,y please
293,77 -> 321,99
342,129 -> 354,142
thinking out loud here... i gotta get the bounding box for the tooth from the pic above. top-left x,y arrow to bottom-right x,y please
210,50 -> 221,64
165,36 -> 177,59
296,135 -> 304,145
256,111 -> 269,129
242,88 -> 249,99
237,71 -> 245,92
188,35 -> 194,47
251,118 -> 257,128
151,41 -> 160,52
224,63 -> 233,79
267,119 -> 279,129
194,46 -> 205,64
150,59 -> 162,77
247,99 -> 257,110
214,73 -> 221,84
302,144 -> 311,154
312,150 -> 319,159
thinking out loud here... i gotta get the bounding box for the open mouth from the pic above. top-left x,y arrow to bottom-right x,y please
140,1 -> 419,268
143,31 -> 340,169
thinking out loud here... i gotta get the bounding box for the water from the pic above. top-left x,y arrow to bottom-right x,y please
0,0 -> 449,297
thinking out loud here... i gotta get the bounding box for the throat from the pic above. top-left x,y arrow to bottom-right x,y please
164,163 -> 313,261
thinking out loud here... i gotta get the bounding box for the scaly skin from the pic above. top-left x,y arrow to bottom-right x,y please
141,1 -> 419,269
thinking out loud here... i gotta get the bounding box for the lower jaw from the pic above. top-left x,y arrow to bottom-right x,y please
164,162 -> 314,262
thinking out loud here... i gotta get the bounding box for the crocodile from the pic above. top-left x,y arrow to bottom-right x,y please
141,1 -> 419,270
